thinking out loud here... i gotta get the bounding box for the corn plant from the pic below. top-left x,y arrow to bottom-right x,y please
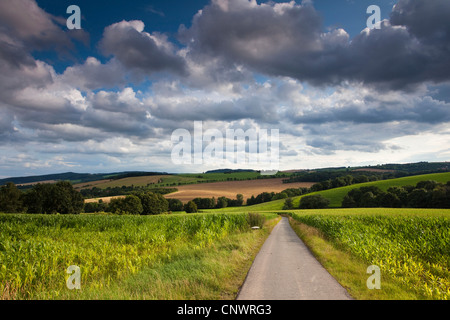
289,212 -> 450,299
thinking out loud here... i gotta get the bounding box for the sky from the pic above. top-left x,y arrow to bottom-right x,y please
0,0 -> 450,178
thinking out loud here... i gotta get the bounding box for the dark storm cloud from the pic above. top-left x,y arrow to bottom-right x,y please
181,0 -> 450,91
390,0 -> 450,44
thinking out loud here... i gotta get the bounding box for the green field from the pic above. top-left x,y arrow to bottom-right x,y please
285,208 -> 450,300
2,207 -> 450,300
211,172 -> 450,212
76,171 -> 282,190
0,212 -> 277,299
2,171 -> 450,300
313,172 -> 450,208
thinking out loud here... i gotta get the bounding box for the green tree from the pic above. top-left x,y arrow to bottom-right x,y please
387,186 -> 409,206
332,177 -> 347,188
23,183 -> 49,214
184,200 -> 198,213
416,180 -> 438,191
430,186 -> 450,208
53,181 -> 85,214
246,195 -> 256,205
377,192 -> 402,208
216,196 -> 228,208
137,192 -> 168,215
341,194 -> 356,208
282,197 -> 294,210
299,195 -> 330,209
353,175 -> 369,183
236,194 -> 244,206
272,192 -> 288,201
108,195 -> 143,215
84,201 -> 107,213
0,182 -> 24,213
407,188 -> 429,208
193,197 -> 216,209
168,198 -> 183,211
360,192 -> 378,207
24,182 -> 84,214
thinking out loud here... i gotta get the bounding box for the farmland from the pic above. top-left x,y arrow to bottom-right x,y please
164,178 -> 314,203
1,169 -> 450,300
214,172 -> 450,212
314,172 -> 450,208
74,171 -> 278,191
285,208 -> 450,299
73,175 -> 193,190
0,212 -> 278,299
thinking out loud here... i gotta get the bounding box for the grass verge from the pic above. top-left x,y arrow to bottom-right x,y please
287,216 -> 425,300
61,215 -> 280,300
1,213 -> 280,300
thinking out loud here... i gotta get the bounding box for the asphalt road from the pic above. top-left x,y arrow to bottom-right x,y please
237,217 -> 353,300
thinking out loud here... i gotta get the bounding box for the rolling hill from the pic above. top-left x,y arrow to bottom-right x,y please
209,172 -> 450,212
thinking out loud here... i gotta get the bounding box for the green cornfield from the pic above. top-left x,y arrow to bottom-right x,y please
289,209 -> 450,299
0,213 -> 256,299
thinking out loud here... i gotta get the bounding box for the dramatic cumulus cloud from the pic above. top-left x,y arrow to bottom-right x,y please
181,0 -> 450,90
0,0 -> 450,175
99,20 -> 187,77
0,0 -> 88,52
60,57 -> 127,91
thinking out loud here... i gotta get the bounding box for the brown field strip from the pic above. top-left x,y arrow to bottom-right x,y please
164,178 -> 314,203
83,178 -> 314,204
74,175 -> 171,190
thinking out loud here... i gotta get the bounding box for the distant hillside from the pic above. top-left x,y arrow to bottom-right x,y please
306,172 -> 450,208
204,169 -> 257,174
211,172 -> 450,212
354,161 -> 450,174
0,171 -> 169,186
283,161 -> 450,183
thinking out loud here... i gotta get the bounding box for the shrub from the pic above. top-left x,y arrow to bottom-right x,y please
377,192 -> 402,208
216,196 -> 228,208
23,181 -> 84,214
416,180 -> 438,191
84,201 -> 107,213
108,195 -> 143,215
184,201 -> 198,213
247,213 -> 266,228
136,192 -> 168,215
407,188 -> 430,208
168,198 -> 184,211
282,198 -> 294,210
341,194 -> 356,208
0,182 -> 24,213
299,194 -> 330,209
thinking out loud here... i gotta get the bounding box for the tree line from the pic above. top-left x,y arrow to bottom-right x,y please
0,182 -> 84,214
283,170 -> 399,184
341,180 -> 450,209
281,180 -> 450,210
2,178 -> 448,215
283,162 -> 450,184
80,185 -> 177,198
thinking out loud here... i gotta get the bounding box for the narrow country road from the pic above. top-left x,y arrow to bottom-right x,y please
237,217 -> 353,300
